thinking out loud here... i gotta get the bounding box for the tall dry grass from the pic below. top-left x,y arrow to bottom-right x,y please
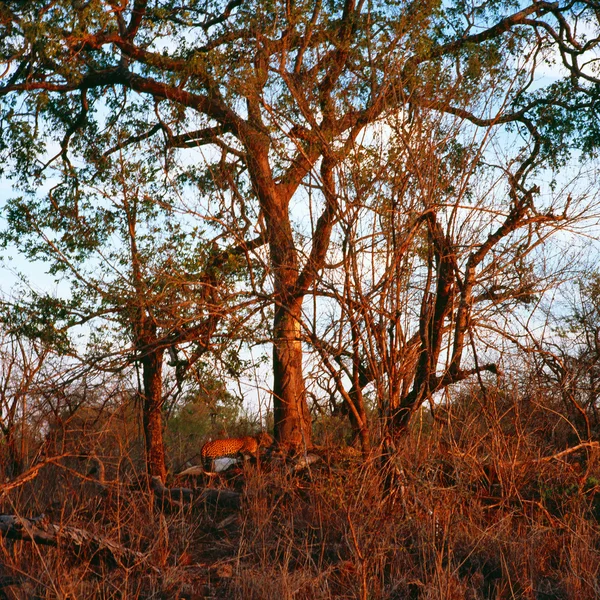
0,387 -> 598,598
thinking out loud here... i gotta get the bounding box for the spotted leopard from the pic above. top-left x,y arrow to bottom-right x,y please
201,432 -> 274,472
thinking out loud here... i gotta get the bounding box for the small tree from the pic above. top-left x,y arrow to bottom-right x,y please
531,273 -> 600,441
313,104 -> 599,450
1,152 -> 257,478
0,330 -> 51,476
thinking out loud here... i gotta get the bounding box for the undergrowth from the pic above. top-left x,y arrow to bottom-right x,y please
0,393 -> 598,599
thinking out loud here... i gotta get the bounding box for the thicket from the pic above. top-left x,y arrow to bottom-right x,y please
0,373 -> 598,599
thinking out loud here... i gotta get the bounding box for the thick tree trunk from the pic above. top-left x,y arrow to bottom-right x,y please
272,297 -> 312,448
243,134 -> 318,449
141,350 -> 167,481
246,146 -> 313,449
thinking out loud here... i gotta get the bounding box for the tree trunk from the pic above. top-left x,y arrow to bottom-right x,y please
347,384 -> 370,458
347,325 -> 371,457
272,297 -> 312,448
141,350 -> 167,481
246,141 -> 314,450
5,429 -> 23,478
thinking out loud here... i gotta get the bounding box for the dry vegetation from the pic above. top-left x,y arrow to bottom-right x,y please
0,383 -> 598,599
2,3 -> 600,596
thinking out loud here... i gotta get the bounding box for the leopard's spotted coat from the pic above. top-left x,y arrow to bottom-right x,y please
201,432 -> 273,472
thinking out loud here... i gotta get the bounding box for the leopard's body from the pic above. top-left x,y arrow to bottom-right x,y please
201,432 -> 273,472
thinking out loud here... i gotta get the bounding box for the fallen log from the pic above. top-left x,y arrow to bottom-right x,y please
0,514 -> 146,568
151,477 -> 241,511
151,476 -> 194,511
197,487 -> 241,509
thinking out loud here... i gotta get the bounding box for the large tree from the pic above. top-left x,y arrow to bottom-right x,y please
1,0 -> 599,449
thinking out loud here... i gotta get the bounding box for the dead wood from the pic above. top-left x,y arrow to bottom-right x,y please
151,476 -> 194,511
151,476 -> 241,510
0,514 -> 146,568
451,441 -> 600,467
289,453 -> 322,473
527,441 -> 600,464
0,456 -> 72,496
197,487 -> 241,509
177,465 -> 206,477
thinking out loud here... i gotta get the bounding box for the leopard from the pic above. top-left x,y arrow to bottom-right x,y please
200,432 -> 274,473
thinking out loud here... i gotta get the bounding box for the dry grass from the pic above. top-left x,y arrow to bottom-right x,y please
0,393 -> 598,599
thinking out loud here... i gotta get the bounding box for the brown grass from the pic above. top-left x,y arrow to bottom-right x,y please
0,393 -> 598,599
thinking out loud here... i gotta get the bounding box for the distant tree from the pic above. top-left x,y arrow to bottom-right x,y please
528,273 -> 600,441
0,331 -> 49,477
166,371 -> 243,463
1,0 -> 599,452
0,327 -> 113,477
